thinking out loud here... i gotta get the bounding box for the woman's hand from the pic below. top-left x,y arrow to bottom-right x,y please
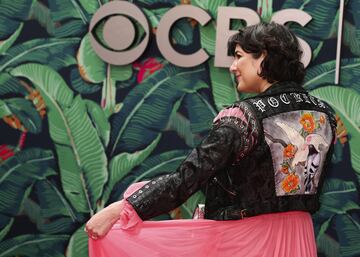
85,200 -> 125,240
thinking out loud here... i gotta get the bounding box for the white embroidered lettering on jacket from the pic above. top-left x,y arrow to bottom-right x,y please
250,93 -> 330,113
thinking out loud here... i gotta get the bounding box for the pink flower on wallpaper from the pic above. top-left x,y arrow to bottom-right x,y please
0,145 -> 14,162
133,58 -> 163,84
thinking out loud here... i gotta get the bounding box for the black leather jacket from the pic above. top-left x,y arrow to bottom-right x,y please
127,81 -> 337,220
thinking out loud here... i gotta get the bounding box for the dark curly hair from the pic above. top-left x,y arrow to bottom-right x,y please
228,22 -> 305,84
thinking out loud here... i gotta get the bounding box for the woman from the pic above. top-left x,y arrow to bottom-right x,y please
86,22 -> 337,257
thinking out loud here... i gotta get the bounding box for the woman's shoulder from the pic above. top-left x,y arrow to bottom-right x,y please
213,101 -> 256,124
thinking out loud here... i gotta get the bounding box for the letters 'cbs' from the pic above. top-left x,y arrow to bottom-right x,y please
89,1 -> 312,68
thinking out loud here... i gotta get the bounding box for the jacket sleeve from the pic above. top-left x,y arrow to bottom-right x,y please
126,102 -> 259,220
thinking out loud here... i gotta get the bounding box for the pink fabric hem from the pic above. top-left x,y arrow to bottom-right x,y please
89,182 -> 318,257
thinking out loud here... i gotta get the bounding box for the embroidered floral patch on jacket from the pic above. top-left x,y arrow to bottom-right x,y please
263,111 -> 333,196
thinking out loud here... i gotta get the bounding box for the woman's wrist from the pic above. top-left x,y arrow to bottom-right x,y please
108,200 -> 125,221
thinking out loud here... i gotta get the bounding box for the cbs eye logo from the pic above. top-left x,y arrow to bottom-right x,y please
89,1 -> 150,66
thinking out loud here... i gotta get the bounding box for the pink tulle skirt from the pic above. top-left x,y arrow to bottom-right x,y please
89,182 -> 317,257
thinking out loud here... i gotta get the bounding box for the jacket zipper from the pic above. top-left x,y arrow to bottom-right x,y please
213,177 -> 237,196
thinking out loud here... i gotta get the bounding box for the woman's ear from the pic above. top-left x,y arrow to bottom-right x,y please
255,51 -> 267,74
259,50 -> 267,63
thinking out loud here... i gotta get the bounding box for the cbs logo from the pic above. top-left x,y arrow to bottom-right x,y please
90,1 -> 312,68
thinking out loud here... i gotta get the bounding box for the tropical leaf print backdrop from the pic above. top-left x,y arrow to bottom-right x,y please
0,0 -> 359,256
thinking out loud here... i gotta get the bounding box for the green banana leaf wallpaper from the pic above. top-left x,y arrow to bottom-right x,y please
0,0 -> 359,256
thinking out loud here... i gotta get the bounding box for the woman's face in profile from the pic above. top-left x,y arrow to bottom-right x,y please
229,44 -> 266,93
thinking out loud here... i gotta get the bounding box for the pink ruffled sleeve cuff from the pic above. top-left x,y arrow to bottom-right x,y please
118,181 -> 149,230
118,200 -> 143,230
